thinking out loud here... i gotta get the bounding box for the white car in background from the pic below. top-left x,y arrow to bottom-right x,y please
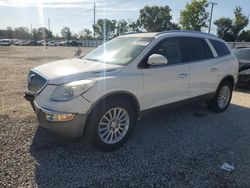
46,41 -> 58,46
25,30 -> 239,151
0,39 -> 13,46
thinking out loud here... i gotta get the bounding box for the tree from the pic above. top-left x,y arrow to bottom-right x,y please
32,28 -> 39,40
231,7 -> 249,40
37,27 -> 53,40
179,0 -> 209,31
6,27 -> 13,39
214,6 -> 249,41
116,19 -> 129,36
128,20 -> 142,32
93,19 -> 116,40
239,30 -> 250,42
214,18 -> 234,41
61,27 -> 72,40
14,27 -> 30,39
138,5 -> 178,32
79,29 -> 93,39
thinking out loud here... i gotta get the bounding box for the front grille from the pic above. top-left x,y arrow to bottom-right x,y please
27,71 -> 47,94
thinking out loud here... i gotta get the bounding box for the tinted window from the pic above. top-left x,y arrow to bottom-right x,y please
180,37 -> 214,62
209,39 -> 230,56
149,37 -> 182,65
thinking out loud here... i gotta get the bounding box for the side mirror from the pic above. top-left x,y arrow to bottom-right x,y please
147,54 -> 168,66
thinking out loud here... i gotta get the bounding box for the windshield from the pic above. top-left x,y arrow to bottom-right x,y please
84,37 -> 153,65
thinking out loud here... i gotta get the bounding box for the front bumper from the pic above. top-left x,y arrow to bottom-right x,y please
25,94 -> 88,138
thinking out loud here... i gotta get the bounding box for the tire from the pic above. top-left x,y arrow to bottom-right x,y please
207,81 -> 233,113
85,99 -> 137,151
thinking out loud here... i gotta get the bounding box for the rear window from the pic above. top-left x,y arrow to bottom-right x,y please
180,37 -> 213,62
209,39 -> 231,56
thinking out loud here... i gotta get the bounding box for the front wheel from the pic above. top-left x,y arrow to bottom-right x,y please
207,81 -> 233,113
86,100 -> 137,151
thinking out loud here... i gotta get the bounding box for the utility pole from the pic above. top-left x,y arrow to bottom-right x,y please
48,18 -> 51,32
30,24 -> 33,40
208,2 -> 218,34
93,2 -> 96,39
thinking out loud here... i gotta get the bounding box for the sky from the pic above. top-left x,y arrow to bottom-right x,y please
0,0 -> 250,36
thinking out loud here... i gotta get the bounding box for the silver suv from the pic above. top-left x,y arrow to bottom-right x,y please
25,31 -> 239,151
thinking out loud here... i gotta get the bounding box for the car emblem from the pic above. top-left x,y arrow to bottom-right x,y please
28,74 -> 36,83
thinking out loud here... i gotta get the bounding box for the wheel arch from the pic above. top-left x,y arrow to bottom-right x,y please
218,75 -> 235,89
84,91 -> 140,133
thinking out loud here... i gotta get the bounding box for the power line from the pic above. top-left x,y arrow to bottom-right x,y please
208,2 -> 218,34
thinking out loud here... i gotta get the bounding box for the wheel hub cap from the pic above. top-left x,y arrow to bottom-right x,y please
98,107 -> 130,144
218,85 -> 231,109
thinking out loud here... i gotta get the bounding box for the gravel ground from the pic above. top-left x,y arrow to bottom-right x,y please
1,46 -> 250,187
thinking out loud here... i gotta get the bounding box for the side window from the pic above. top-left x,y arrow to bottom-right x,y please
149,37 -> 182,65
209,39 -> 230,56
180,37 -> 214,63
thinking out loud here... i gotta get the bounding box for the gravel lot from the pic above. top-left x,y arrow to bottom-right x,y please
1,46 -> 250,187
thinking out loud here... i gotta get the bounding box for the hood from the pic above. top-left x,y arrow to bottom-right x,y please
33,58 -> 123,85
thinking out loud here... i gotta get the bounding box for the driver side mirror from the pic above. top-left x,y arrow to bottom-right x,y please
147,54 -> 168,66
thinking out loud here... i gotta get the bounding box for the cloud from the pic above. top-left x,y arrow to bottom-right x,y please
0,0 -> 143,10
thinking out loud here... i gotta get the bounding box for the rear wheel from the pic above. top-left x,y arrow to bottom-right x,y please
207,81 -> 233,113
86,99 -> 137,151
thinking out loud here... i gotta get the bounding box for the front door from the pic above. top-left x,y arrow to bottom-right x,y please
141,37 -> 189,110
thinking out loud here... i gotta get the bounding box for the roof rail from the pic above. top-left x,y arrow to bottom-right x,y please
156,30 -> 217,37
122,31 -> 145,36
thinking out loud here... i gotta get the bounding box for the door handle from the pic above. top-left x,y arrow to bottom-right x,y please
210,67 -> 218,72
179,73 -> 189,79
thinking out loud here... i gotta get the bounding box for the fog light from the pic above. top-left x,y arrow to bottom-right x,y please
46,113 -> 75,122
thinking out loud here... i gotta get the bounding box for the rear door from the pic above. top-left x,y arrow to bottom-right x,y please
180,37 -> 219,97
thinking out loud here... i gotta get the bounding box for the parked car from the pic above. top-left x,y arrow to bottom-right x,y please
59,40 -> 81,46
234,48 -> 250,85
46,41 -> 58,46
25,41 -> 43,46
13,40 -> 28,46
59,40 -> 68,46
25,31 -> 239,151
0,39 -> 13,46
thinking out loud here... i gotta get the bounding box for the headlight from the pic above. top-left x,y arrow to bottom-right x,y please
239,69 -> 250,75
50,80 -> 96,101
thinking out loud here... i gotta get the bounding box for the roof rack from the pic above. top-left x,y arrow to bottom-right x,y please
156,30 -> 217,37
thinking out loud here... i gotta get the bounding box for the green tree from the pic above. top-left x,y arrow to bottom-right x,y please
37,27 -> 53,40
128,20 -> 142,32
61,27 -> 72,40
239,30 -> 250,42
179,0 -> 209,31
116,19 -> 129,36
6,27 -> 13,39
31,28 -> 39,40
232,6 -> 249,40
93,19 -> 116,40
214,6 -> 249,41
214,18 -> 234,41
138,5 -> 177,32
79,29 -> 93,39
14,27 -> 30,39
